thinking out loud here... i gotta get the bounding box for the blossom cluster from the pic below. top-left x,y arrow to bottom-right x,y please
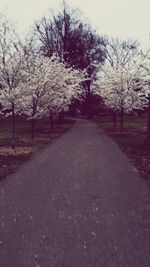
0,46 -> 86,120
96,46 -> 150,113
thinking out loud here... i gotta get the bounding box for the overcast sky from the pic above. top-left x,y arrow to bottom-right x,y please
0,0 -> 150,47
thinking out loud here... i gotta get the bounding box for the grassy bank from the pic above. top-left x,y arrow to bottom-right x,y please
0,117 -> 75,181
95,114 -> 150,179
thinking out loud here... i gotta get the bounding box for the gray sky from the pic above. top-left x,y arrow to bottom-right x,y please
0,0 -> 150,47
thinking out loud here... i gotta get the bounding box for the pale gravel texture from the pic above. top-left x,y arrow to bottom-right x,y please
0,119 -> 150,267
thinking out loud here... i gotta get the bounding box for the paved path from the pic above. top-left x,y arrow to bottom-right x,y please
0,119 -> 150,267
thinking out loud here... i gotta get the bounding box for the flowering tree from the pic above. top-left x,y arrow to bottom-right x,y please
96,63 -> 148,130
0,16 -> 24,147
137,49 -> 150,144
19,54 -> 86,137
97,38 -> 141,126
95,37 -> 149,129
0,16 -> 86,142
42,65 -> 85,126
18,55 -> 49,138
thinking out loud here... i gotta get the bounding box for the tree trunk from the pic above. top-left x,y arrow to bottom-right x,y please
61,111 -> 65,123
11,103 -> 15,149
120,108 -> 124,131
144,96 -> 150,147
31,118 -> 36,139
73,105 -> 77,117
49,111 -> 54,130
87,80 -> 93,119
58,112 -> 65,124
87,92 -> 91,119
112,111 -> 117,128
147,96 -> 150,138
137,110 -> 142,118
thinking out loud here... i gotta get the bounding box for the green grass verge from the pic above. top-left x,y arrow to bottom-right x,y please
0,117 -> 75,181
95,114 -> 150,179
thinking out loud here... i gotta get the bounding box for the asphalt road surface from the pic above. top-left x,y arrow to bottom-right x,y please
0,119 -> 150,267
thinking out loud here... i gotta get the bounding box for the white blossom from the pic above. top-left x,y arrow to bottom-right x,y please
96,51 -> 148,113
19,54 -> 86,120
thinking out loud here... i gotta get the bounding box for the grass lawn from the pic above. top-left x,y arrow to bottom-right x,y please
0,116 -> 75,181
95,114 -> 150,179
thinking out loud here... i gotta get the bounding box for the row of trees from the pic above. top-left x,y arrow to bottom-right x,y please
34,2 -> 150,138
0,15 -> 86,146
0,2 -> 150,146
0,2 -> 108,148
95,38 -> 150,144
